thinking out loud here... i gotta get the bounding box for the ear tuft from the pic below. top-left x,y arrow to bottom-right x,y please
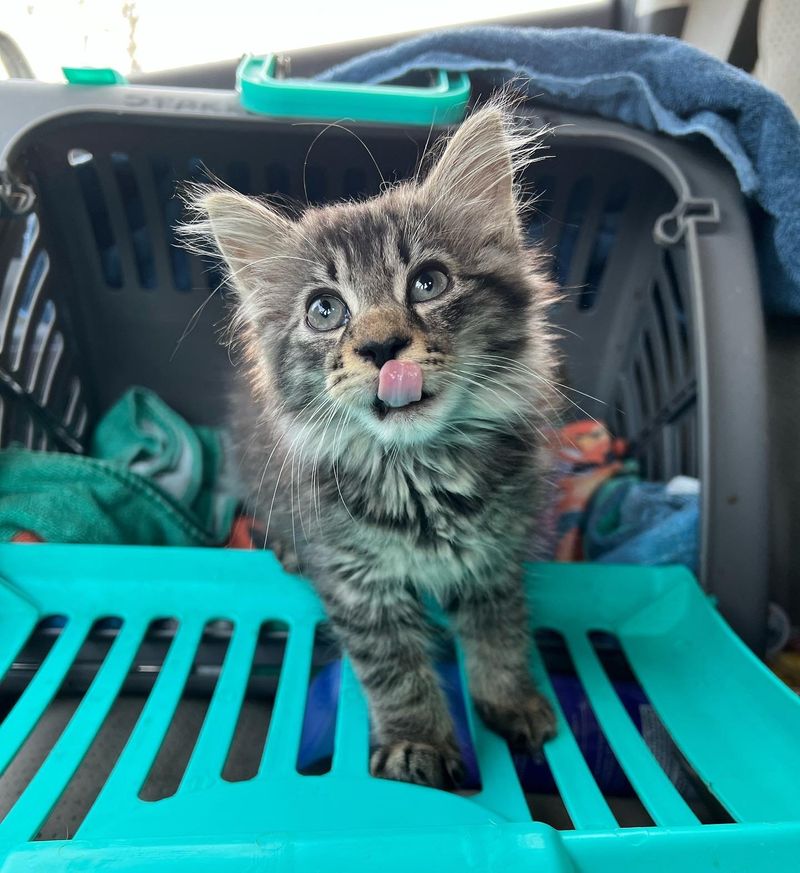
178,186 -> 293,294
422,101 -> 547,241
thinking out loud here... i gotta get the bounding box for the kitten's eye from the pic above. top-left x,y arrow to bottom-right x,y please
306,294 -> 349,331
410,266 -> 449,303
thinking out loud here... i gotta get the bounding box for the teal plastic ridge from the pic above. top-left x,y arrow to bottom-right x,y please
236,54 -> 470,125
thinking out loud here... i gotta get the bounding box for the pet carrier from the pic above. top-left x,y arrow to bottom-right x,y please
0,73 -> 781,870
0,75 -> 768,648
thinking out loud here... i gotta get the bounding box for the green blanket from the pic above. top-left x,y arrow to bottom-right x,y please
0,388 -> 237,546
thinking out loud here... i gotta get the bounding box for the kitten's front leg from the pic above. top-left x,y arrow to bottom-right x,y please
320,579 -> 463,789
447,571 -> 557,753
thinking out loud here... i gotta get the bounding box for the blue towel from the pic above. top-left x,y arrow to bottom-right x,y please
320,27 -> 800,316
583,477 -> 700,573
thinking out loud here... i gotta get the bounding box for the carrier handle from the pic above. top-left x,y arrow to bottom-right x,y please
236,54 -> 470,126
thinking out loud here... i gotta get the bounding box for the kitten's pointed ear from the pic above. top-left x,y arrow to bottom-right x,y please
183,188 -> 293,288
423,106 -> 518,228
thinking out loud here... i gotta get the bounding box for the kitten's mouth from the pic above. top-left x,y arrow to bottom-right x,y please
373,359 -> 432,421
373,391 -> 435,421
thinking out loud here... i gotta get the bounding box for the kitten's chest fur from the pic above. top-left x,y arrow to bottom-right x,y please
356,447 -> 533,590
234,383 -> 540,592
290,436 -> 535,593
343,448 -> 485,544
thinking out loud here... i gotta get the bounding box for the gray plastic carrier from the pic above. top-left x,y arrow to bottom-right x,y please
0,79 -> 768,650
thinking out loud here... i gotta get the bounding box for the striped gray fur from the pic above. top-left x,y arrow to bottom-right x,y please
182,102 -> 560,788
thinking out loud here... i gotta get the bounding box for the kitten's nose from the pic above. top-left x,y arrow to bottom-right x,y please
356,335 -> 411,369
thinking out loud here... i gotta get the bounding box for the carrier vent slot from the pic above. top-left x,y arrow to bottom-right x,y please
526,175 -> 555,248
222,622 -> 288,782
342,167 -> 368,199
587,632 -> 734,825
533,628 -> 721,829
227,161 -> 251,195
185,157 -> 227,293
23,300 -> 56,394
152,158 -> 192,292
662,251 -> 692,374
579,188 -> 630,311
538,629 -> 654,828
35,330 -> 65,408
554,176 -> 593,292
0,617 -> 127,841
111,153 -> 156,290
265,163 -> 291,197
297,625 -> 338,776
32,619 -> 175,840
139,620 -> 233,801
72,153 -> 122,289
8,250 -> 48,374
304,164 -> 328,205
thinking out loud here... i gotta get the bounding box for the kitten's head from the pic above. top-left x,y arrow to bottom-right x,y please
184,104 -> 556,451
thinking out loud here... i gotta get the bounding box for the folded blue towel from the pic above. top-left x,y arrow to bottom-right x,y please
320,27 -> 800,316
583,477 -> 700,573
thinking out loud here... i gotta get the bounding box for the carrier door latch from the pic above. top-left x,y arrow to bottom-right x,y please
653,197 -> 720,246
0,172 -> 36,218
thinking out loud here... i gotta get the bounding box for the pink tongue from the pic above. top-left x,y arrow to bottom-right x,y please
377,360 -> 423,408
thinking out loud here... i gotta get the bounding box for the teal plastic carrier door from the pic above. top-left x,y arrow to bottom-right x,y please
0,547 -> 799,871
237,54 -> 471,125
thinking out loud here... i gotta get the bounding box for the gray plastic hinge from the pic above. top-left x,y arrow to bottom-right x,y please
0,172 -> 36,218
653,197 -> 720,246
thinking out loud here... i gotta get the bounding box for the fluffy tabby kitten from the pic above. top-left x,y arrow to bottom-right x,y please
184,103 -> 559,788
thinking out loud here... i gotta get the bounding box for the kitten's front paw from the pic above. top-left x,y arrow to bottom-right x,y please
476,691 -> 557,754
370,741 -> 464,789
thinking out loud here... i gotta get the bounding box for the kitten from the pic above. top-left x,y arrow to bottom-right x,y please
183,103 -> 559,789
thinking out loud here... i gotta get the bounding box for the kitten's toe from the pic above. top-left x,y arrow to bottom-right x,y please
370,741 -> 464,789
476,691 -> 557,754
